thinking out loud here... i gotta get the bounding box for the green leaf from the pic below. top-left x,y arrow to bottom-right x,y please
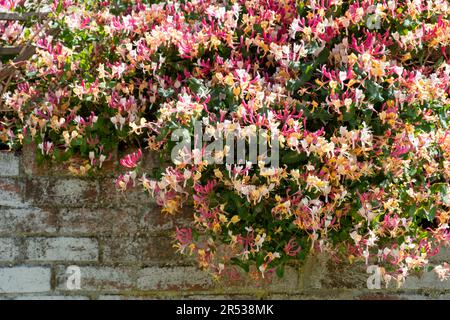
156,126 -> 170,142
315,48 -> 330,65
286,79 -> 302,92
276,265 -> 285,278
288,61 -> 302,71
254,201 -> 265,214
187,78 -> 203,93
365,80 -> 384,103
415,206 -> 436,222
158,87 -> 174,98
287,63 -> 316,92
282,151 -> 306,164
256,253 -> 264,267
56,0 -> 63,14
427,206 -> 437,222
230,258 -> 249,273
430,183 -> 448,196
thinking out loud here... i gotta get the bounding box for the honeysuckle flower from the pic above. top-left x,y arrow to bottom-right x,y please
284,238 -> 302,257
120,149 -> 142,169
38,141 -> 53,156
89,151 -> 95,166
434,263 -> 450,281
1,0 -> 449,284
175,227 -> 193,254
98,154 -> 106,168
115,173 -> 133,191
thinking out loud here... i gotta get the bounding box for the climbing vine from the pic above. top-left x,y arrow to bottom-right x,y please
1,0 -> 449,285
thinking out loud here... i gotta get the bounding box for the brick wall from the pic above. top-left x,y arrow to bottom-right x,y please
0,149 -> 449,300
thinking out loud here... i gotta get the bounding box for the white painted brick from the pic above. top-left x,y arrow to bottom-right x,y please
0,238 -> 19,261
0,267 -> 51,293
56,266 -> 135,292
0,208 -> 56,235
0,153 -> 20,177
98,295 -> 150,300
0,188 -> 24,207
430,246 -> 450,263
14,295 -> 89,300
0,178 -> 26,207
137,267 -> 213,290
52,179 -> 97,205
267,266 -> 299,292
26,237 -> 98,262
25,178 -> 98,206
403,270 -> 450,290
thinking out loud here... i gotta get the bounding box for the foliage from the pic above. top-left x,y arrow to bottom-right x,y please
1,0 -> 450,285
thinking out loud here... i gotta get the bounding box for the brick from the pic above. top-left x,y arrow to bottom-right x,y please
0,267 -> 51,293
59,207 -> 140,236
140,205 -> 193,234
97,295 -> 248,300
21,143 -> 49,176
355,293 -> 402,300
214,266 -> 299,293
321,264 -> 368,289
299,253 -> 330,290
55,266 -> 135,292
21,144 -> 84,177
59,204 -> 192,237
25,178 -> 98,206
137,266 -> 213,291
266,266 -> 299,292
0,178 -> 26,207
97,295 -> 155,300
0,238 -> 20,262
430,246 -> 450,263
300,254 -> 368,290
101,236 -> 187,264
97,178 -> 151,207
269,292 -> 356,300
185,295 -> 257,300
52,179 -> 97,205
403,270 -> 450,290
22,143 -> 118,177
26,237 -> 98,262
354,291 -> 450,300
398,293 -> 450,300
0,207 -> 57,235
0,153 -> 20,177
14,295 -> 89,300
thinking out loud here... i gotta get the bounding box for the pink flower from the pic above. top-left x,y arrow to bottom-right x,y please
38,141 -> 54,156
120,149 -> 142,168
115,172 -> 135,191
175,227 -> 193,254
175,227 -> 193,246
283,238 -> 302,257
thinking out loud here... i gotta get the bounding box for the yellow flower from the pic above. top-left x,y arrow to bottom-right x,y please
401,52 -> 411,62
224,74 -> 235,86
230,215 -> 240,224
162,198 -> 180,215
214,169 -> 223,180
233,85 -> 241,97
212,222 -> 221,233
218,214 -> 228,223
209,36 -> 221,50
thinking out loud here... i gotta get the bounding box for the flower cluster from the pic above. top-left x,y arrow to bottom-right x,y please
1,0 -> 449,285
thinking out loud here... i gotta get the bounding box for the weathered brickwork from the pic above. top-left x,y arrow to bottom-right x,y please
0,150 -> 449,299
